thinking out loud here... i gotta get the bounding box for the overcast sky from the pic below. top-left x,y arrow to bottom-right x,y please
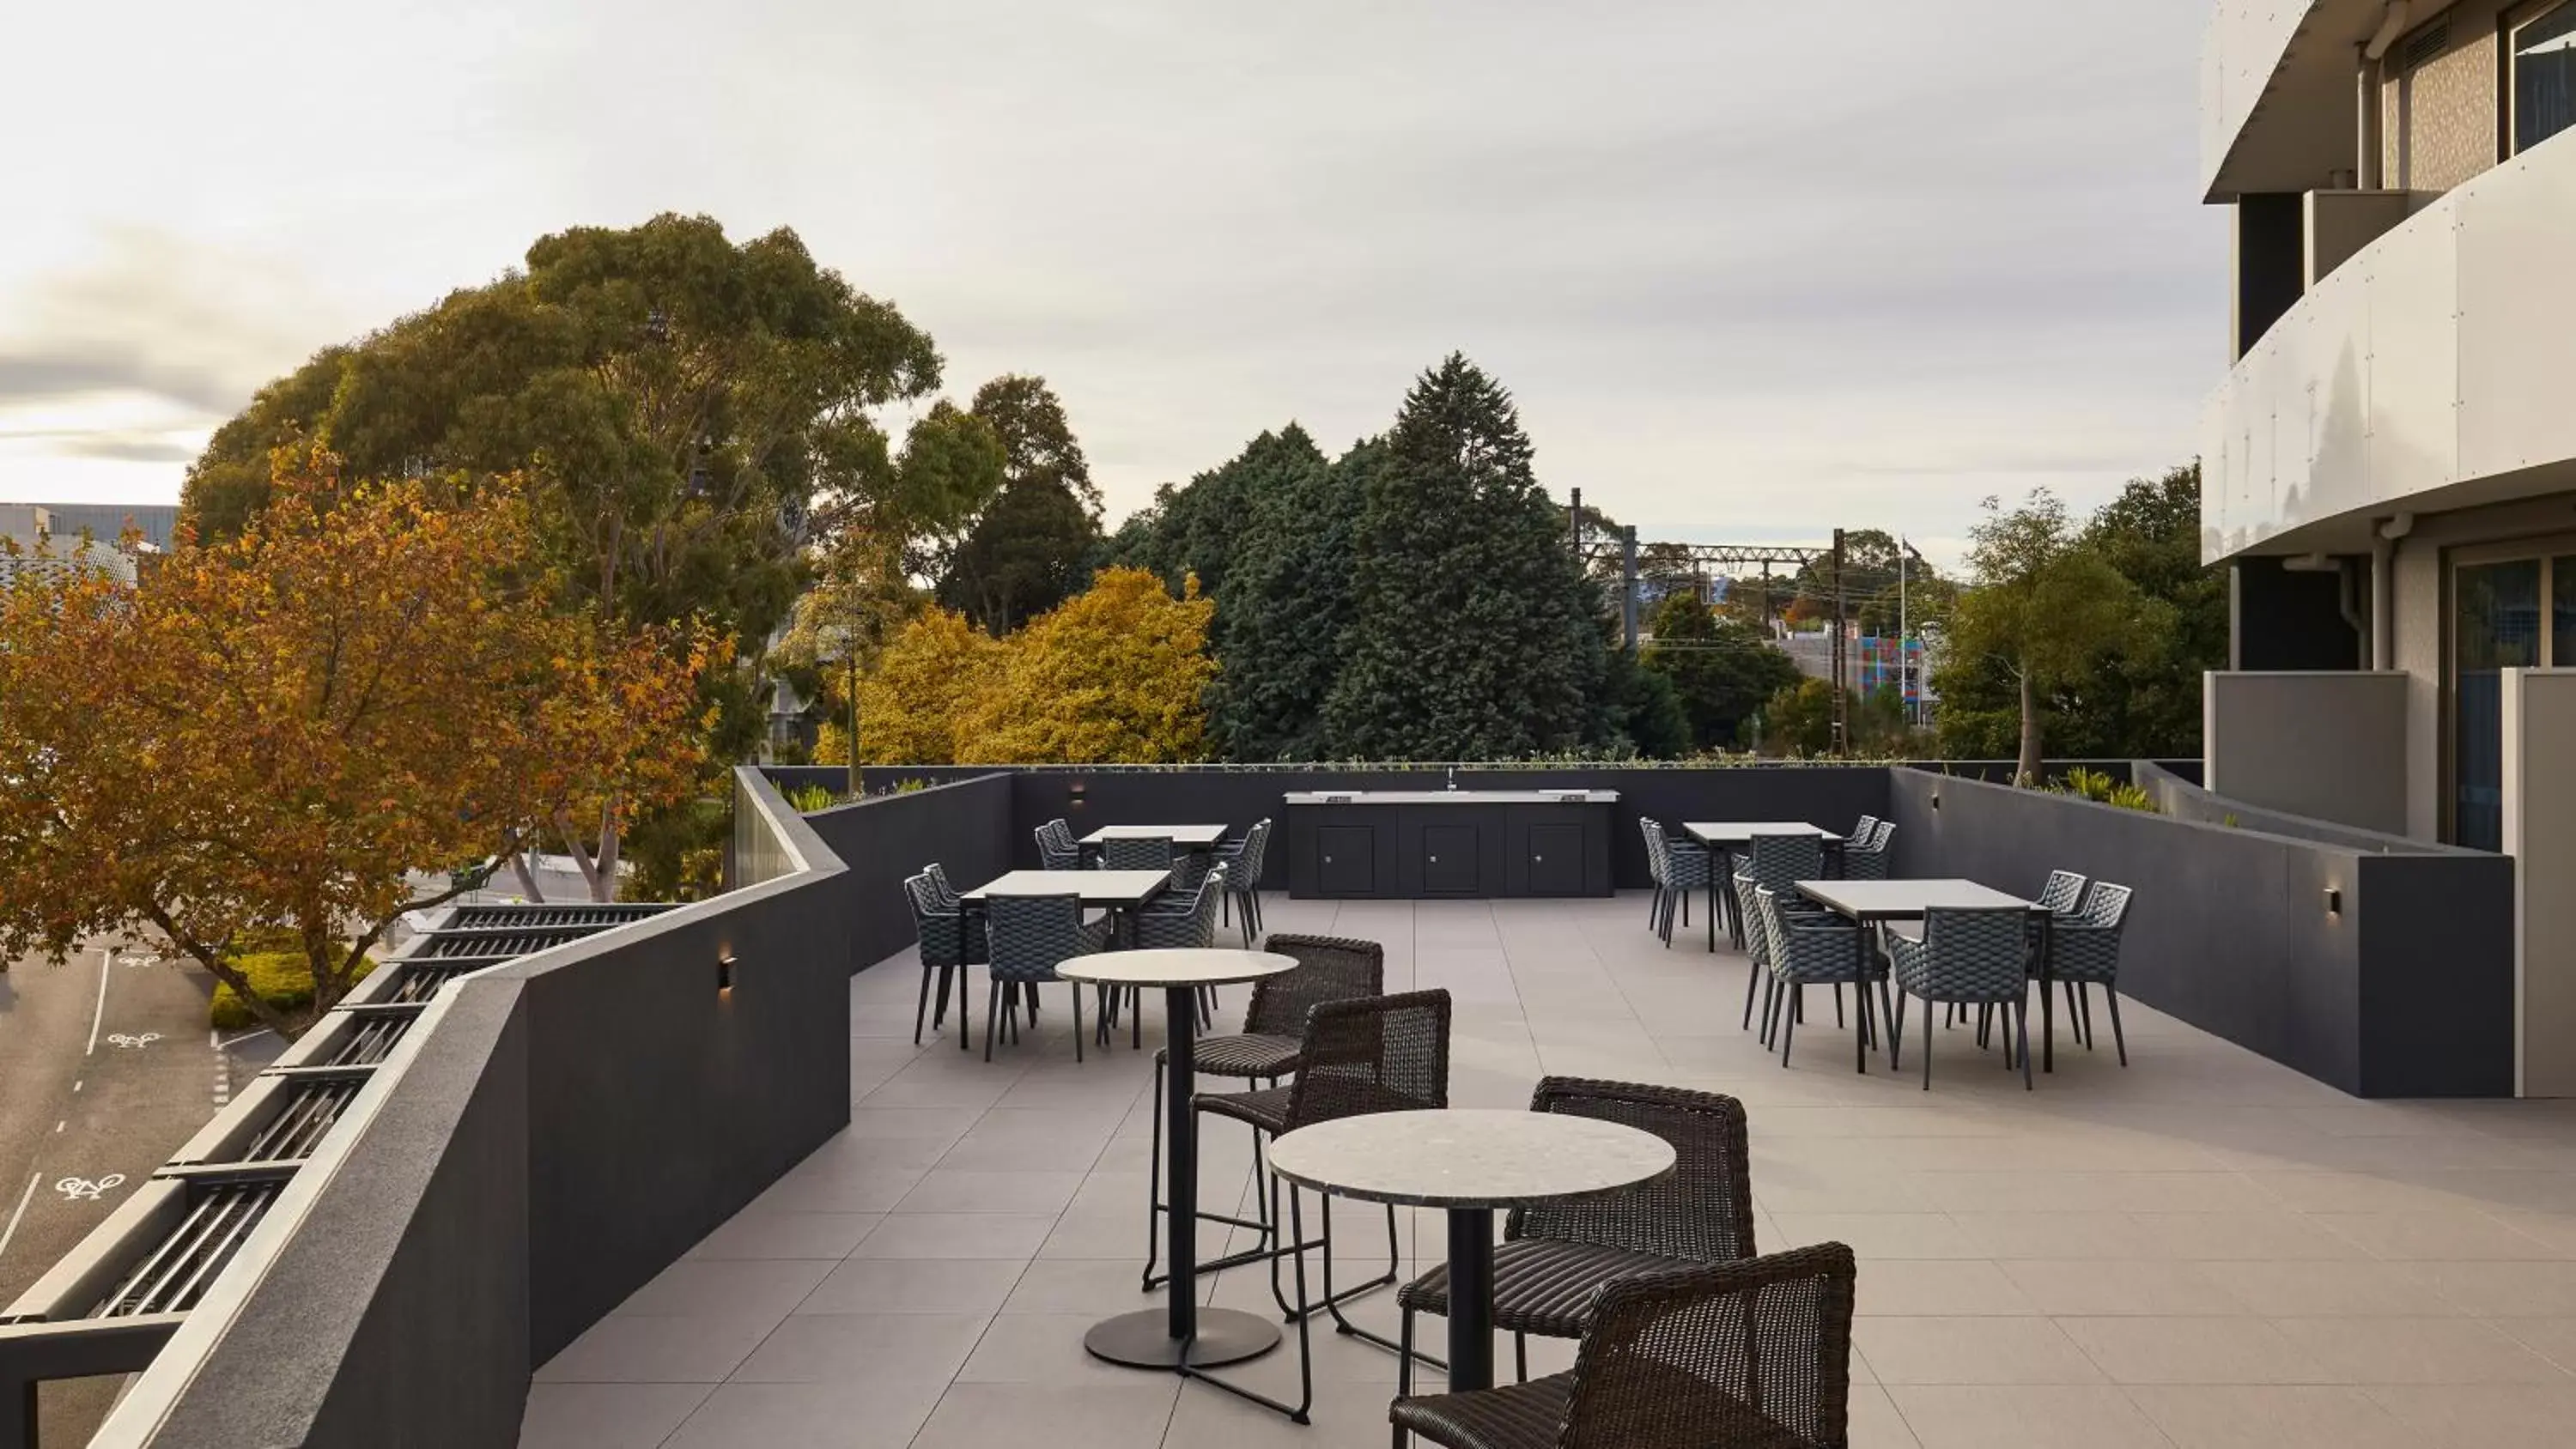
0,1 -> 2222,567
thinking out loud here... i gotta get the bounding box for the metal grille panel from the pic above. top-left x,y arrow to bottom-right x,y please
241,1081 -> 361,1161
98,1185 -> 279,1317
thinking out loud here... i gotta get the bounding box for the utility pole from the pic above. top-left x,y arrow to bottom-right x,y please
1621,525 -> 1640,650
1830,527 -> 1848,755
1570,486 -> 1583,558
1897,535 -> 1910,729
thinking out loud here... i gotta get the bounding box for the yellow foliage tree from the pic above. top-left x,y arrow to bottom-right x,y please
835,607 -> 1005,765
841,568 -> 1215,765
963,567 -> 1217,763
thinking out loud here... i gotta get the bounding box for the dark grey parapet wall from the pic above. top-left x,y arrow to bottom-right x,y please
775,764 -> 1908,891
1887,768 -> 2513,1098
134,768 -> 854,1447
789,773 -> 1012,973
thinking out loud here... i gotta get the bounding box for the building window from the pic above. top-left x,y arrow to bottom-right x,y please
2514,2 -> 2576,155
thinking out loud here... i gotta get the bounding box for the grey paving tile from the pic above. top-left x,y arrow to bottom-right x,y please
660,1379 -> 945,1449
683,1209 -> 883,1262
532,1313 -> 778,1384
729,1311 -> 991,1384
906,1382 -> 1181,1449
516,1383 -> 713,1448
798,1256 -> 1029,1316
853,1211 -> 1060,1260
611,1258 -> 833,1320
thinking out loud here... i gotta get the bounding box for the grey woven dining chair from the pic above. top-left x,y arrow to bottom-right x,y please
2053,882 -> 2135,1064
1217,818 -> 1272,943
1389,1244 -> 1857,1449
1100,834 -> 1176,873
981,894 -> 1109,1064
1392,1079 -> 1757,1407
1753,887 -> 1889,1069
902,872 -> 976,1049
2036,869 -> 2089,914
1840,821 -> 1894,882
1035,818 -> 1080,870
1887,906 -> 2034,1090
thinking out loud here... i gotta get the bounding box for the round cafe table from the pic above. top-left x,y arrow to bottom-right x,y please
1267,1108 -> 1676,1391
1055,948 -> 1297,1373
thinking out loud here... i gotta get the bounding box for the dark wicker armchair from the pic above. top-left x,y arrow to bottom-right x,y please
1394,1079 -> 1756,1401
1193,989 -> 1453,1422
1143,933 -> 1387,1288
1391,1243 -> 1857,1449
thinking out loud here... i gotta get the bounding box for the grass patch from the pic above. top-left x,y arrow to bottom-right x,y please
210,931 -> 375,1031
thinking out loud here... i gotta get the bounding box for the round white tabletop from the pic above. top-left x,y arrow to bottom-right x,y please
1267,1109 -> 1676,1209
1055,948 -> 1297,989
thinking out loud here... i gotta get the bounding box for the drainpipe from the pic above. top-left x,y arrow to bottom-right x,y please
2372,513 -> 2415,671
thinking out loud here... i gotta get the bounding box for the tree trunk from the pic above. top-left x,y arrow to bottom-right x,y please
2016,669 -> 2044,787
593,803 -> 621,904
507,850 -> 546,902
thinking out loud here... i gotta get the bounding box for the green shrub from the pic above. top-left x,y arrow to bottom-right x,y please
786,782 -> 838,813
2051,767 -> 2158,813
210,931 -> 375,1031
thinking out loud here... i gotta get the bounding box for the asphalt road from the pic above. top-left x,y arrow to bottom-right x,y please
0,941 -> 249,1444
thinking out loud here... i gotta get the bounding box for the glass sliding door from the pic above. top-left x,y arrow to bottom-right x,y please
2452,556 -> 2554,850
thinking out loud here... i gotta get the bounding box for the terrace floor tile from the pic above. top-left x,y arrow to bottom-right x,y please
519,891 -> 2576,1446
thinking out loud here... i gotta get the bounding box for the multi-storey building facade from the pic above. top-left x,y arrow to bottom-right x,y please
2202,0 -> 2576,850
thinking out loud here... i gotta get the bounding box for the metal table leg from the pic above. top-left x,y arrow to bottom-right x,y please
1445,1207 -> 1497,1391
1084,985 -> 1279,1371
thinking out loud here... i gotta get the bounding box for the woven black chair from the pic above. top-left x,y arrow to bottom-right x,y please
2053,882 -> 2134,1064
1393,1080 -> 1757,1405
1887,906 -> 2033,1091
1101,834 -> 1176,873
1195,989 -> 1452,1422
903,872 -> 976,1050
1143,933 -> 1385,1289
981,894 -> 1109,1063
1217,818 -> 1273,943
1389,1243 -> 1857,1449
1035,818 -> 1080,870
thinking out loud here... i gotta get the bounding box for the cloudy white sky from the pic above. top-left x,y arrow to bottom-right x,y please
0,1 -> 2223,564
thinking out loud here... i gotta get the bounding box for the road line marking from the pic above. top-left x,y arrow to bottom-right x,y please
73,1080 -> 82,1093
0,1172 -> 39,1259
86,947 -> 109,1056
54,1120 -> 66,1133
217,1028 -> 272,1051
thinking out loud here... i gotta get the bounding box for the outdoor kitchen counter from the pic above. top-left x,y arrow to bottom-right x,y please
1284,790 -> 1618,899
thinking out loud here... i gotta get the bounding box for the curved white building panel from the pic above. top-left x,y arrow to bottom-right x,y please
2203,136 -> 2576,561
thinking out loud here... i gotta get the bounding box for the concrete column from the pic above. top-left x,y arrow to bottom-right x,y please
2502,669 -> 2576,1097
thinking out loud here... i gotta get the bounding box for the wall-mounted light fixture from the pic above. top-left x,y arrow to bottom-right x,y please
1931,793 -> 1941,812
2324,888 -> 2342,918
1068,780 -> 1087,809
718,952 -> 738,995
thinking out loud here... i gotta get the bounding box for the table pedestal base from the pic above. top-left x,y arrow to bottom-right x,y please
1084,1307 -> 1281,1369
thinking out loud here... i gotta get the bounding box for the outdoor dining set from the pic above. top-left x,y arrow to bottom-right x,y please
896,813 -> 1871,1444
1642,813 -> 2137,1088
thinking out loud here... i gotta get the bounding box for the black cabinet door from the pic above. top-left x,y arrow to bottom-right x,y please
1316,826 -> 1376,896
1421,825 -> 1481,894
1523,823 -> 1586,895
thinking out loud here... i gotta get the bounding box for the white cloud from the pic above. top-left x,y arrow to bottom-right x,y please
0,0 -> 2225,534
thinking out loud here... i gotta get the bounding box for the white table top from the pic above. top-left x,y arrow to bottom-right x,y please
1283,790 -> 1618,805
1079,824 -> 1230,846
1796,878 -> 2036,919
1056,949 -> 1296,988
960,870 -> 1170,906
1684,822 -> 1845,846
1267,1109 -> 1676,1209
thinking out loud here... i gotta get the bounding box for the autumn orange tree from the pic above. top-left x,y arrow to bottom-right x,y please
0,448 -> 718,1034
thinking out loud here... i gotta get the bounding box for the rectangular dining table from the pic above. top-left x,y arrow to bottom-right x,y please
1795,878 -> 2057,1071
1078,824 -> 1231,847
